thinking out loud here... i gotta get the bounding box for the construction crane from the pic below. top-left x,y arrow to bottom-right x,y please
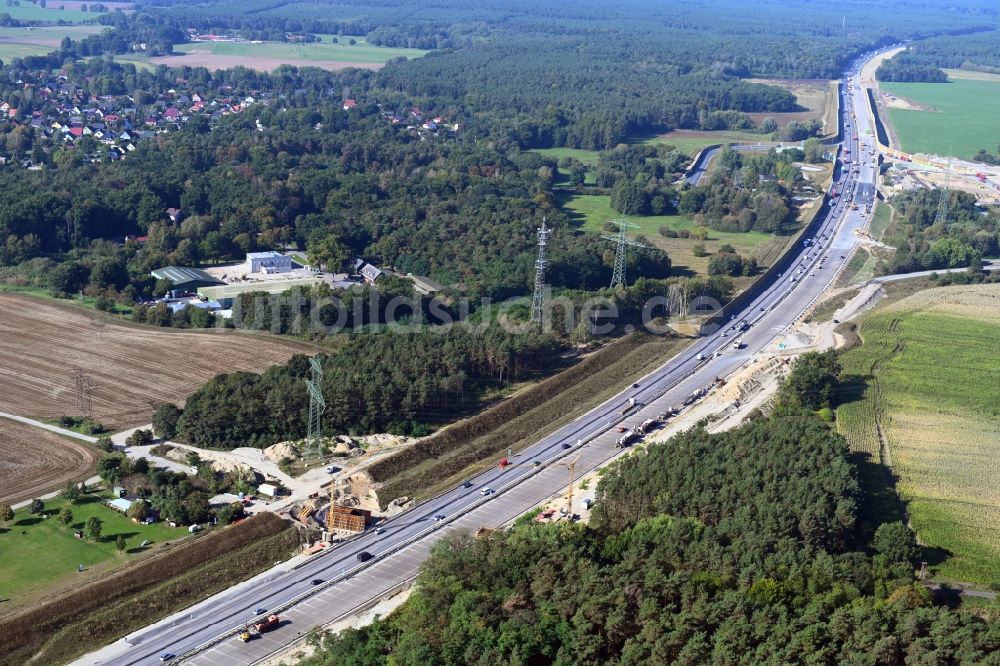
557,453 -> 583,518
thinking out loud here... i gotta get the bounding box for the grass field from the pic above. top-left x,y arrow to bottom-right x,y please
0,493 -> 186,605
531,147 -> 601,167
869,200 -> 894,241
0,24 -> 106,60
559,192 -> 777,276
882,78 -> 1000,159
632,129 -> 774,156
0,2 -> 93,23
837,284 -> 1000,585
145,35 -> 427,71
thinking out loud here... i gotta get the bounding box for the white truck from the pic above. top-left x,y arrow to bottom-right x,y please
732,339 -> 745,349
615,430 -> 637,448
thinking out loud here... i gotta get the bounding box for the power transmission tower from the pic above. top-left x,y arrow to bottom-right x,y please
305,356 -> 326,458
530,217 -> 551,325
70,368 -> 94,420
601,218 -> 648,289
934,157 -> 952,226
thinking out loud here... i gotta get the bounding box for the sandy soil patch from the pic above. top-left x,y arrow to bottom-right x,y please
147,53 -> 384,72
0,419 -> 100,505
0,293 -> 310,429
861,46 -> 906,87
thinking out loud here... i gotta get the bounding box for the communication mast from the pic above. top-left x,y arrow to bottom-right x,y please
530,217 -> 551,325
70,368 -> 95,420
601,218 -> 648,288
305,356 -> 326,458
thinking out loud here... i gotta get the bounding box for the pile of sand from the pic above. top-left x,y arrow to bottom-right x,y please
263,441 -> 301,462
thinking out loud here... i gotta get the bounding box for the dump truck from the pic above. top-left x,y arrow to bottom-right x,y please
238,629 -> 252,642
253,614 -> 280,633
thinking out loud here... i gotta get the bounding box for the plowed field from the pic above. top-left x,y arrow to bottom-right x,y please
0,293 -> 309,430
0,420 -> 99,505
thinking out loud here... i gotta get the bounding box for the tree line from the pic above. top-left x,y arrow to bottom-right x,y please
295,354 -> 999,665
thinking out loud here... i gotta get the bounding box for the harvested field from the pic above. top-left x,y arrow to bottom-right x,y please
0,293 -> 310,430
0,419 -> 99,505
746,78 -> 839,136
148,53 -> 384,72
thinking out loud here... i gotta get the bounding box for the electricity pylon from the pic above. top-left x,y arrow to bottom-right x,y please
70,368 -> 95,420
530,218 -> 551,325
306,356 -> 326,458
601,218 -> 648,288
934,157 -> 952,226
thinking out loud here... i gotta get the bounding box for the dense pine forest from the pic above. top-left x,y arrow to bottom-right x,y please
295,357 -> 1000,664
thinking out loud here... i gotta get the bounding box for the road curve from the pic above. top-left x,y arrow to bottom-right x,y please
78,50 -> 886,666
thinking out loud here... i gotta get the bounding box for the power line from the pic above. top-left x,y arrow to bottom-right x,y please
600,217 -> 648,288
530,217 -> 551,325
306,356 -> 326,459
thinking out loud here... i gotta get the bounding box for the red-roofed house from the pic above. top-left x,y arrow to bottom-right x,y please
69,127 -> 83,137
163,107 -> 180,120
342,99 -> 356,110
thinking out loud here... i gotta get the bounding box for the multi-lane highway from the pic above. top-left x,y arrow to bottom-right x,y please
80,52 -> 884,666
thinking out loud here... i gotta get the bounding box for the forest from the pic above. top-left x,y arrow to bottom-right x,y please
296,356 -> 1000,665
878,189 -> 999,275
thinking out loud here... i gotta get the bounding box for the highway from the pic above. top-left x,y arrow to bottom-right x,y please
80,52 -> 883,666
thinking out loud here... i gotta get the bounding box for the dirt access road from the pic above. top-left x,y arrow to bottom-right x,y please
0,293 -> 310,430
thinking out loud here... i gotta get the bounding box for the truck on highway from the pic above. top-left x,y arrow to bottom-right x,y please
253,615 -> 280,633
732,339 -> 745,350
619,397 -> 637,414
636,418 -> 658,435
615,430 -> 637,448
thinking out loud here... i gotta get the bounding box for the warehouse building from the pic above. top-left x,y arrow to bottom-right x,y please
246,251 -> 293,274
151,266 -> 225,294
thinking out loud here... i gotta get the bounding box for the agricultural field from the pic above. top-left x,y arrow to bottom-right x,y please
531,147 -> 601,167
0,419 -> 100,505
0,2 -> 97,23
0,24 -> 106,60
745,78 -> 839,135
0,492 -> 184,607
633,129 -> 774,156
559,192 -> 780,277
837,284 -> 1000,585
145,35 -> 427,72
882,77 -> 1000,159
0,293 -> 310,430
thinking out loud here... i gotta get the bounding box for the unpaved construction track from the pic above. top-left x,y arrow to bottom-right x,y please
0,419 -> 100,505
0,293 -> 309,430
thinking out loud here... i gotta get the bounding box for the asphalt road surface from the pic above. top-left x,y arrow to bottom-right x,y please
79,51 -> 885,666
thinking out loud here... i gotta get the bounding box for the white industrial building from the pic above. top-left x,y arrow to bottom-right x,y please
246,251 -> 292,274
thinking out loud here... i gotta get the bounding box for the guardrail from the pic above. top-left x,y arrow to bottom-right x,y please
166,59 -> 880,666
248,575 -> 419,666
